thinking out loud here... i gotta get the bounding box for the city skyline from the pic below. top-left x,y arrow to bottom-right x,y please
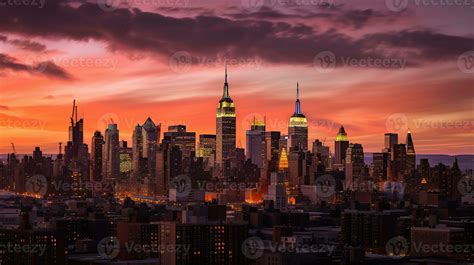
1,80 -> 471,155
1,0 -> 473,155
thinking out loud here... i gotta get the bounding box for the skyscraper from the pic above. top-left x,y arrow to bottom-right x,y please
164,125 -> 196,170
216,65 -> 236,174
64,100 -> 89,180
245,117 -> 265,168
335,126 -> 349,167
90,131 -> 104,182
132,118 -> 160,182
288,83 -> 308,152
406,129 -> 416,173
102,123 -> 120,181
384,133 -> 398,152
345,143 -> 365,190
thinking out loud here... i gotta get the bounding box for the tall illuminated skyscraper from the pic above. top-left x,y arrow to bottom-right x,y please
406,129 -> 416,173
216,65 -> 236,172
335,126 -> 349,167
288,83 -> 308,152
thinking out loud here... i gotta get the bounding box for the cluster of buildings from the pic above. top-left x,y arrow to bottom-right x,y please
0,68 -> 473,265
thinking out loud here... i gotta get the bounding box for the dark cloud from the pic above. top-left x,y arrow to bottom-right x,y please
0,0 -> 471,67
0,35 -> 47,52
0,54 -> 73,80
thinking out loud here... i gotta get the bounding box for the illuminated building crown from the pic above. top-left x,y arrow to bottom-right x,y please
336,126 -> 349,142
217,63 -> 235,118
289,82 -> 307,127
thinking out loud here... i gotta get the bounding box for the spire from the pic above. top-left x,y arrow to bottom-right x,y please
406,128 -> 415,154
222,63 -> 230,99
225,60 -> 228,84
295,82 -> 301,115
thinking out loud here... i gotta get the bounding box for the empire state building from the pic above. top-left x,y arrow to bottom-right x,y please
216,65 -> 236,170
288,83 -> 308,151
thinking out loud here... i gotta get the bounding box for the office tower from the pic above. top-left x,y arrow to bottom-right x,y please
156,140 -> 182,197
384,133 -> 398,152
90,131 -> 104,182
406,129 -> 416,173
245,117 -> 265,168
388,144 -> 407,181
279,135 -> 288,153
132,118 -> 160,181
335,126 -> 349,167
265,171 -> 288,211
372,152 -> 388,181
164,125 -> 196,170
288,83 -> 308,152
288,149 -> 306,186
216,65 -> 236,173
102,123 -> 120,181
345,143 -> 365,190
312,139 -> 330,168
64,100 -> 89,180
119,140 -> 132,179
196,134 -> 216,159
263,131 -> 281,163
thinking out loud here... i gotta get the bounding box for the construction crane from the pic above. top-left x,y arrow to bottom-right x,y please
10,143 -> 16,154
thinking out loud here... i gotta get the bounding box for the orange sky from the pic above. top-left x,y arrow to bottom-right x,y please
0,1 -> 473,155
